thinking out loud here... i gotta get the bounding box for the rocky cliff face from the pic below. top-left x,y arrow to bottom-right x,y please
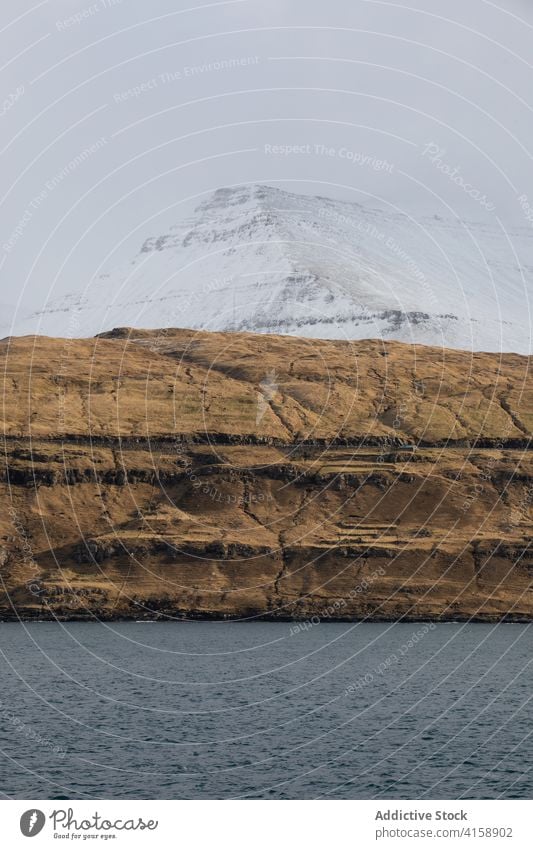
11,185 -> 533,352
1,328 -> 532,621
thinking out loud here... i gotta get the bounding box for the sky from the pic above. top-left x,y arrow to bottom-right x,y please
1,0 -> 533,320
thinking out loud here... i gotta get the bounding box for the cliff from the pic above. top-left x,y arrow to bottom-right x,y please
1,327 -> 532,621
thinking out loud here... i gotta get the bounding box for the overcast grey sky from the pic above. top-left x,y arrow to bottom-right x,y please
1,0 -> 533,317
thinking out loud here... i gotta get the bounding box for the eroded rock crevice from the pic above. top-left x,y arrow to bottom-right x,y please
0,328 -> 532,621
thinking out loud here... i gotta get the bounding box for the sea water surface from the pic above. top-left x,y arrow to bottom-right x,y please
0,621 -> 530,799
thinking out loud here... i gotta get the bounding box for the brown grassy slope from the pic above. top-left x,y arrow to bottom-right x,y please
0,327 -> 532,621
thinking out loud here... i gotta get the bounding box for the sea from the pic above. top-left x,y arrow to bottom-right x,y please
0,621 -> 530,799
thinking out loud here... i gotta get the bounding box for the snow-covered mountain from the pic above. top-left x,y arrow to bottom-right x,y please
11,184 -> 533,352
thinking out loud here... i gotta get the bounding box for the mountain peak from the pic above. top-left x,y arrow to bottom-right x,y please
194,183 -> 281,215
9,185 -> 533,353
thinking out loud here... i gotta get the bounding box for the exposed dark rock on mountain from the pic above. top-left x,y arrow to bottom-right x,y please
1,328 -> 532,621
11,185 -> 533,352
